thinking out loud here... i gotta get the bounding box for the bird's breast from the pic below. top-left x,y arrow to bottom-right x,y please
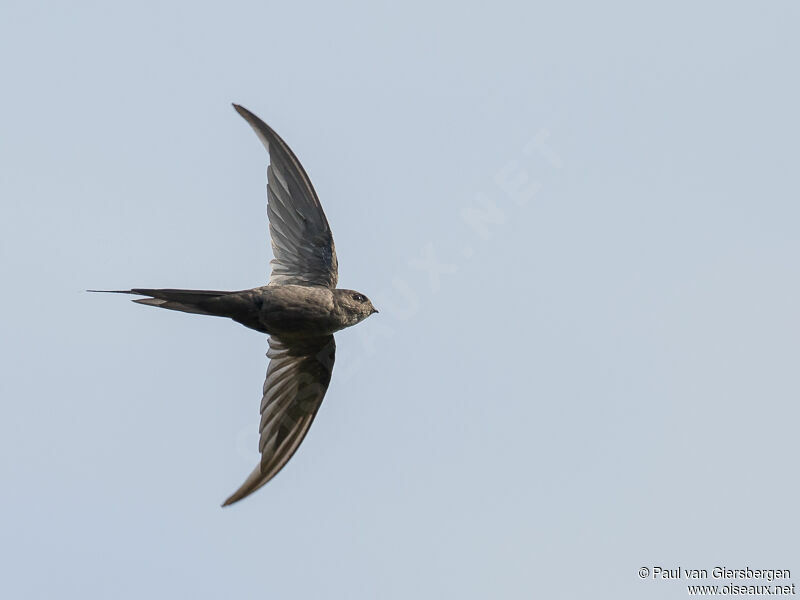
256,285 -> 342,337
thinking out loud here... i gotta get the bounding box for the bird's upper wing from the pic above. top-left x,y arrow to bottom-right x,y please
222,335 -> 336,506
234,104 -> 338,288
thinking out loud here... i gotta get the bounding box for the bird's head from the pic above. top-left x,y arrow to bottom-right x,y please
333,289 -> 378,326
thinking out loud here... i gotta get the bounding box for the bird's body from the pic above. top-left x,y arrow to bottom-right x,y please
124,285 -> 374,338
93,104 -> 376,506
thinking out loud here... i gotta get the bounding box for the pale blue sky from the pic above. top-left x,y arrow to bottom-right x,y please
2,1 -> 799,598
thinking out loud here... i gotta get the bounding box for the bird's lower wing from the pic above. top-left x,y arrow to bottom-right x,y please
222,335 -> 336,506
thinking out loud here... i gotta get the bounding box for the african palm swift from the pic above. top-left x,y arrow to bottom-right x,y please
94,104 -> 377,506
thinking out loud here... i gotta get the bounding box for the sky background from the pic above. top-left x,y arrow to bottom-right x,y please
1,1 -> 799,598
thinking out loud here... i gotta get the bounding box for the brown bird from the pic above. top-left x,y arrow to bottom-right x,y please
93,104 -> 377,506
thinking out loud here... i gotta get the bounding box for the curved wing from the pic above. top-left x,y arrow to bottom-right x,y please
222,335 -> 336,506
234,104 -> 338,288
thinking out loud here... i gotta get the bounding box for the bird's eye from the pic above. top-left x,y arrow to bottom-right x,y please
352,294 -> 366,303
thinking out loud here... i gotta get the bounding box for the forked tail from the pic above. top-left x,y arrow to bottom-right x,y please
88,288 -> 233,316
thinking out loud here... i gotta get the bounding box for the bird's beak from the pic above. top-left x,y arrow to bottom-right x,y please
371,308 -> 379,314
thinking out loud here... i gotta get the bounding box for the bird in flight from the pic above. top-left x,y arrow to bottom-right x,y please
94,104 -> 377,506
